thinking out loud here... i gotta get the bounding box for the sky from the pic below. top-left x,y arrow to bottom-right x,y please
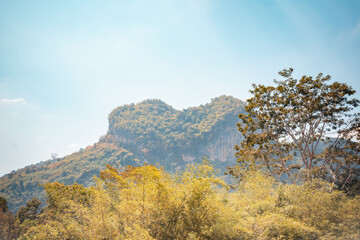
0,0 -> 360,176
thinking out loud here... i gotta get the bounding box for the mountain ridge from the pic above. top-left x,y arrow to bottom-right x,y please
0,95 -> 245,212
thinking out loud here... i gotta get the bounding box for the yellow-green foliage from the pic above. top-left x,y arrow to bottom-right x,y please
0,142 -> 137,212
19,163 -> 360,240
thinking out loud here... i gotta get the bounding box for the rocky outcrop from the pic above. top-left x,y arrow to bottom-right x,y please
0,95 -> 246,212
106,96 -> 245,170
205,126 -> 243,162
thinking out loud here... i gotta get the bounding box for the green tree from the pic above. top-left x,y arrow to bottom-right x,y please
0,196 -> 20,240
16,197 -> 42,223
0,196 -> 8,213
230,68 -> 360,186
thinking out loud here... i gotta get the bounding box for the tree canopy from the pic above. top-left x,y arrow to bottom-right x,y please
2,163 -> 359,239
230,68 -> 360,191
108,95 -> 245,149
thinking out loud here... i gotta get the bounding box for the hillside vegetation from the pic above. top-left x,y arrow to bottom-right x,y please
0,96 -> 245,212
2,162 -> 359,239
108,96 -> 244,148
0,142 -> 136,212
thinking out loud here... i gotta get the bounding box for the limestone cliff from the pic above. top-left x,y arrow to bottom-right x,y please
106,95 -> 245,170
0,95 -> 245,212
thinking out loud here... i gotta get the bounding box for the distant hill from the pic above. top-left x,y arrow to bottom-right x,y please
0,95 -> 245,212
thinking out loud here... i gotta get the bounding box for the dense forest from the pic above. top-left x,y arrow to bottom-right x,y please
1,162 -> 359,239
1,69 -> 360,239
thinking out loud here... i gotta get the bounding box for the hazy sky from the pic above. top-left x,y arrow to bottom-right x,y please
0,0 -> 360,176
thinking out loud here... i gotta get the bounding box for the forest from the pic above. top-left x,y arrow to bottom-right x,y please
1,69 -> 360,239
1,162 -> 359,239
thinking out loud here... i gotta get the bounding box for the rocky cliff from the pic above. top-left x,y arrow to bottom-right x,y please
0,95 -> 245,212
105,95 -> 245,170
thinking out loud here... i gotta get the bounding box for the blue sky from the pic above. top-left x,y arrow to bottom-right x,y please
0,0 -> 360,176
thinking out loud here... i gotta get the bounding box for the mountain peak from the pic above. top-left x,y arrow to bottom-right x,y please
107,96 -> 245,149
1,96 -> 246,212
210,95 -> 242,103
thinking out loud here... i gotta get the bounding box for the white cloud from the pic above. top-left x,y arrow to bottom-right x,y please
0,98 -> 26,104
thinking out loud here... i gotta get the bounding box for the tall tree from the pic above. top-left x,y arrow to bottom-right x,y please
230,68 -> 360,187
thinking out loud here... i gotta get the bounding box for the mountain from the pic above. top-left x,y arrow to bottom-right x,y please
0,95 -> 245,212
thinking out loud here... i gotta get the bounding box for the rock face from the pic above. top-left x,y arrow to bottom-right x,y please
106,95 -> 245,170
205,126 -> 242,162
0,95 -> 245,212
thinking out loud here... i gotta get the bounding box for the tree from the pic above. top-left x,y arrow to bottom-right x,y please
230,68 -> 360,186
0,196 -> 20,240
50,153 -> 58,162
0,196 -> 8,213
16,197 -> 42,223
